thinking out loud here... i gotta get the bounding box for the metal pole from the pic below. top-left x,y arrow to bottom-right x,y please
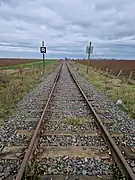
87,41 -> 91,73
42,41 -> 44,47
43,53 -> 45,69
42,41 -> 45,69
44,52 -> 46,69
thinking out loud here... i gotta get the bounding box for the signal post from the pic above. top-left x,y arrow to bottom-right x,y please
86,41 -> 93,73
40,41 -> 47,69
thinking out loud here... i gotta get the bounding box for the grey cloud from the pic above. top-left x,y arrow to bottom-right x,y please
0,0 -> 135,59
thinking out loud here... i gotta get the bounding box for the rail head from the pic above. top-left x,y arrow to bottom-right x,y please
66,62 -> 135,180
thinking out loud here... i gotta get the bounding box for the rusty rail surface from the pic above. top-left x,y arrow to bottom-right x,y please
66,62 -> 135,180
16,64 -> 62,180
15,62 -> 134,180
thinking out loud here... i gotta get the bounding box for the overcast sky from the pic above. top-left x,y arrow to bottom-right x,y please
0,0 -> 135,59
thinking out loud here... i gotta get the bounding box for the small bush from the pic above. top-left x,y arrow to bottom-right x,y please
0,73 -> 10,83
64,117 -> 87,125
127,80 -> 135,85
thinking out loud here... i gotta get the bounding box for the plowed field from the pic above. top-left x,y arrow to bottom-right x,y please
76,60 -> 135,79
0,58 -> 39,67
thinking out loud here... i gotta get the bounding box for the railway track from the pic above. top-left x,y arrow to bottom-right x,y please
0,62 -> 135,180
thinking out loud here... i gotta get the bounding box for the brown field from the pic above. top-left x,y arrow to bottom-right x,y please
0,58 -> 40,67
75,60 -> 135,79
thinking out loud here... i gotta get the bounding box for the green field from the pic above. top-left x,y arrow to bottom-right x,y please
0,60 -> 57,70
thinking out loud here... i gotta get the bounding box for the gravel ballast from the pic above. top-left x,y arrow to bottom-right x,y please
70,63 -> 135,172
1,62 -> 134,179
0,65 -> 60,179
34,63 -> 112,177
37,157 -> 112,176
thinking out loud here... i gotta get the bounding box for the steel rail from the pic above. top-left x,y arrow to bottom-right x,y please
66,62 -> 135,180
15,64 -> 63,180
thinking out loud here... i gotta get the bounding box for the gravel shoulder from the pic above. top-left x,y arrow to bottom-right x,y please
69,62 -> 135,173
0,64 -> 60,150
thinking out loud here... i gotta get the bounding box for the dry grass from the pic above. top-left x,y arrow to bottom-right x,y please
71,62 -> 135,119
0,63 -> 57,126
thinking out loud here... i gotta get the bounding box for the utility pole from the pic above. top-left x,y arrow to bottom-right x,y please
86,41 -> 92,73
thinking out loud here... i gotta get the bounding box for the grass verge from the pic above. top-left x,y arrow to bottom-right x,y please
71,61 -> 135,119
0,60 -> 58,127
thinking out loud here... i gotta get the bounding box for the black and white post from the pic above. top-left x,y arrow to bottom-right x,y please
40,41 -> 47,69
